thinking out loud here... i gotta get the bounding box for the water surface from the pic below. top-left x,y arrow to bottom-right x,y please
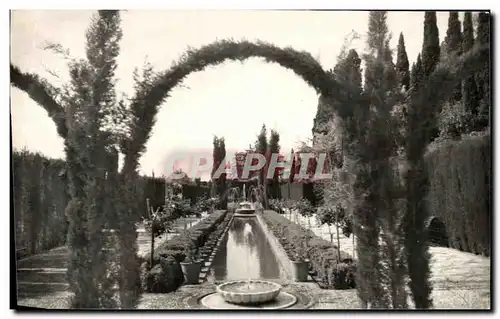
210,217 -> 282,280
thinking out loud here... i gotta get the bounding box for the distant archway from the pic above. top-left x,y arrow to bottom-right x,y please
425,216 -> 449,247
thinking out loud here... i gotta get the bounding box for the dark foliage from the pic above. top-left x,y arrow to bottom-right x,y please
396,33 -> 410,91
425,133 -> 490,256
13,151 -> 69,255
444,12 -> 462,103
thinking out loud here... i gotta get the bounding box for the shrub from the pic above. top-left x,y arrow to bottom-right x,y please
261,210 -> 355,289
425,132 -> 490,255
182,184 -> 211,204
140,256 -> 183,293
269,198 -> 285,214
437,102 -> 473,139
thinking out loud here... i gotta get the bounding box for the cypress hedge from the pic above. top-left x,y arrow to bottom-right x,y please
425,132 -> 490,256
13,150 -> 69,256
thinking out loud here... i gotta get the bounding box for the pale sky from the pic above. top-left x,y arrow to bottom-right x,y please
11,10 -> 455,177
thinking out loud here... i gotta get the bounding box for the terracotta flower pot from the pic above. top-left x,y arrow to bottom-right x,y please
291,260 -> 309,282
180,261 -> 202,285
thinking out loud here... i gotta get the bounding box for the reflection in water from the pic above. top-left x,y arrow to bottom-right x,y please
210,217 -> 282,281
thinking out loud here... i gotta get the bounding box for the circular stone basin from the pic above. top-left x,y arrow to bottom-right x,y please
200,291 -> 297,310
216,280 -> 282,305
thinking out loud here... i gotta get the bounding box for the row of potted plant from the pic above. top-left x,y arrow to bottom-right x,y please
140,209 -> 230,290
262,210 -> 356,289
180,211 -> 233,284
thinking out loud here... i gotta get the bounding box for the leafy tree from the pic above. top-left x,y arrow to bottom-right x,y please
396,33 -> 410,92
444,12 -> 462,103
438,101 -> 472,139
318,204 -> 349,259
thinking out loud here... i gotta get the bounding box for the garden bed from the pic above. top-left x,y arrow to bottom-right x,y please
261,210 -> 356,289
140,210 -> 229,293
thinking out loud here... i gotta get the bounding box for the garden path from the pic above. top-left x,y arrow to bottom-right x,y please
16,215 -> 204,307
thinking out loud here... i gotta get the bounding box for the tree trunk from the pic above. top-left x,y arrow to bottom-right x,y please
150,228 -> 155,269
336,222 -> 341,263
352,232 -> 356,259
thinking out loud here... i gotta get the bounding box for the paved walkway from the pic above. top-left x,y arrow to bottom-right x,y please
284,209 -> 490,306
16,215 -> 203,305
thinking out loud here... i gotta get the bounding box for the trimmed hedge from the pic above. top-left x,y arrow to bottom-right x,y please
140,210 -> 229,292
182,184 -> 210,205
13,150 -> 69,255
137,175 -> 166,220
425,132 -> 491,255
261,210 -> 356,289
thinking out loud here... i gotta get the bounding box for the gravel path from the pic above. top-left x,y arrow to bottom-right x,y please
16,216 -> 203,308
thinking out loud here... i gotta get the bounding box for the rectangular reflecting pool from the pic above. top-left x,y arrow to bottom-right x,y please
210,217 -> 283,281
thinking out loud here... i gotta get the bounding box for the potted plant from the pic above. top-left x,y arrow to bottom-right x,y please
180,243 -> 202,284
291,240 -> 309,282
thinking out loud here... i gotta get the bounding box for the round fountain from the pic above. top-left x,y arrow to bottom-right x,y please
216,279 -> 282,304
234,201 -> 256,217
217,223 -> 280,304
198,219 -> 298,309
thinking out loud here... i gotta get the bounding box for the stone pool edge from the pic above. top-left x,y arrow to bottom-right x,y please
255,211 -> 294,281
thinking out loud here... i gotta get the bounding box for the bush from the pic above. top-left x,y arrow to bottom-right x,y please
182,184 -> 211,204
261,210 -> 355,289
425,132 -> 490,255
140,256 -> 183,293
438,102 -> 473,139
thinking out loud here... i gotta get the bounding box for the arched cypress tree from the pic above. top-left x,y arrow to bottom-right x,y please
11,10 -> 152,308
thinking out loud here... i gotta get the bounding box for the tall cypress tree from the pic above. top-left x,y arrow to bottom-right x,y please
396,33 -> 410,92
475,12 -> 490,129
444,12 -> 462,103
54,10 -> 123,308
421,11 -> 441,141
11,10 -> 163,308
255,124 -> 269,208
462,12 -> 480,123
422,12 -> 441,78
211,136 -> 222,197
445,12 -> 462,54
219,137 -> 228,209
356,11 -> 407,309
268,129 -> 281,199
404,51 -> 434,309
